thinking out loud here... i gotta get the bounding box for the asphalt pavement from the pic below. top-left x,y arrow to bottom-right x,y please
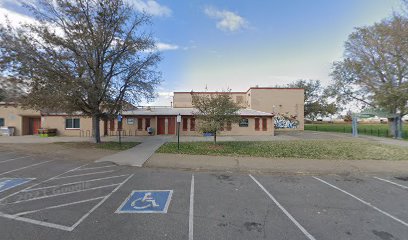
0,149 -> 408,240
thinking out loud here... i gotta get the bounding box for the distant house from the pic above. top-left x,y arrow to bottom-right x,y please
0,87 -> 304,136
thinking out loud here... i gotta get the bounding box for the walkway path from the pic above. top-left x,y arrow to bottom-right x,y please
96,136 -> 171,167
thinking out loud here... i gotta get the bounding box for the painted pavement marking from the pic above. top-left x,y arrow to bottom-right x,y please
0,156 -> 30,164
249,174 -> 317,240
189,174 -> 195,240
75,165 -> 117,171
374,177 -> 408,190
0,164 -> 88,203
0,178 -> 35,193
23,174 -> 129,192
4,183 -> 120,205
116,190 -> 173,214
0,160 -> 54,177
0,174 -> 134,232
14,196 -> 105,216
314,176 -> 408,228
52,170 -> 116,180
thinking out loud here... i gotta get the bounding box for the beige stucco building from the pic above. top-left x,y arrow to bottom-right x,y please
0,87 -> 304,137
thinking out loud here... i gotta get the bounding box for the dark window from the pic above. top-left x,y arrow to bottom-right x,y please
262,118 -> 267,131
138,118 -> 143,130
226,121 -> 232,131
190,118 -> 195,131
145,118 -> 151,130
255,118 -> 260,131
239,118 -> 249,127
0,118 -> 4,127
182,118 -> 188,131
65,118 -> 80,129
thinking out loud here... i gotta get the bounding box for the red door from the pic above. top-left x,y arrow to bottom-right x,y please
157,117 -> 165,135
168,117 -> 176,135
29,118 -> 41,135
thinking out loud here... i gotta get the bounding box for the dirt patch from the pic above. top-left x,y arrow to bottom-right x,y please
0,143 -> 119,162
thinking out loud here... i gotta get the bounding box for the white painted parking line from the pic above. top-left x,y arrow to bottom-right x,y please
22,174 -> 129,192
75,165 -> 117,171
314,177 -> 408,227
0,164 -> 88,203
374,177 -> 408,190
53,170 -> 116,180
249,175 -> 316,240
14,196 -> 106,216
5,183 -> 120,205
0,156 -> 30,164
0,160 -> 54,177
0,212 -> 72,231
189,174 -> 195,240
69,174 -> 134,231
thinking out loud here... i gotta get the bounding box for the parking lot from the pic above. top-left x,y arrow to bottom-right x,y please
0,148 -> 408,240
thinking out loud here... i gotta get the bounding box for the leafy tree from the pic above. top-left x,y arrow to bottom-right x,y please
288,80 -> 338,121
0,88 -> 5,102
0,0 -> 161,143
192,91 -> 241,144
327,15 -> 408,137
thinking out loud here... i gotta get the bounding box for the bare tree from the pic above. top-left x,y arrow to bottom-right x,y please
0,0 -> 161,142
192,91 -> 241,144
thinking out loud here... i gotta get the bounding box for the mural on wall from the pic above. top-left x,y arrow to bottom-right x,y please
273,113 -> 299,129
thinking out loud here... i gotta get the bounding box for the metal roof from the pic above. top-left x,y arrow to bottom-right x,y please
122,107 -> 273,116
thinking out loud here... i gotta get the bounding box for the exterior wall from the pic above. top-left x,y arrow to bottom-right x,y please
173,92 -> 247,108
118,116 -> 157,136
179,116 -> 274,136
41,116 -> 104,137
0,104 -> 41,136
248,88 -> 304,130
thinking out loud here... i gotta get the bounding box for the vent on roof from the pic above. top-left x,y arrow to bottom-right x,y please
146,106 -> 151,111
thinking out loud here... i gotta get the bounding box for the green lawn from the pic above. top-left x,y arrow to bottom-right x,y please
157,140 -> 408,160
55,141 -> 140,151
305,123 -> 408,139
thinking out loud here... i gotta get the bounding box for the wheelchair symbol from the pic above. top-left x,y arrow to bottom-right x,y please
130,192 -> 160,210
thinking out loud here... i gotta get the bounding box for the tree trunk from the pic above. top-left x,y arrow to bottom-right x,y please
387,117 -> 397,138
92,114 -> 101,143
213,132 -> 217,145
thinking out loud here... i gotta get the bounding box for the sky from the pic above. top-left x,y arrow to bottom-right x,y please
0,0 -> 403,106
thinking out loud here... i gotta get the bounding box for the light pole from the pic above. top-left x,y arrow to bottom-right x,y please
176,114 -> 181,150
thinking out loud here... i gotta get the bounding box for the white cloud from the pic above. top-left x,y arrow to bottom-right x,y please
156,42 -> 179,51
204,6 -> 248,32
0,7 -> 36,26
128,0 -> 171,17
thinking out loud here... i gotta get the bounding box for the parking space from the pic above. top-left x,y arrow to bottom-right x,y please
0,149 -> 408,239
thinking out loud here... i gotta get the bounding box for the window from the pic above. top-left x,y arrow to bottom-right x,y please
127,118 -> 135,125
138,118 -> 143,130
65,118 -> 80,129
239,118 -> 249,127
226,121 -> 232,131
262,118 -> 267,131
190,118 -> 195,131
145,118 -> 151,130
255,118 -> 260,131
0,118 -> 4,127
182,118 -> 188,131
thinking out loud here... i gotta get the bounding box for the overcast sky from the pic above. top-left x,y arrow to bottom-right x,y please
0,0 -> 403,106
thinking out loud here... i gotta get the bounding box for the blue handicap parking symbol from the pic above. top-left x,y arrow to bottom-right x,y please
0,178 -> 34,193
116,190 -> 173,213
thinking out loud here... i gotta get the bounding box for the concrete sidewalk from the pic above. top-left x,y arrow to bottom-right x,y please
96,137 -> 171,167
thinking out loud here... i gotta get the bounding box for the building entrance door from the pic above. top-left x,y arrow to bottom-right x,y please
168,117 -> 175,135
29,118 -> 41,135
157,117 -> 165,135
